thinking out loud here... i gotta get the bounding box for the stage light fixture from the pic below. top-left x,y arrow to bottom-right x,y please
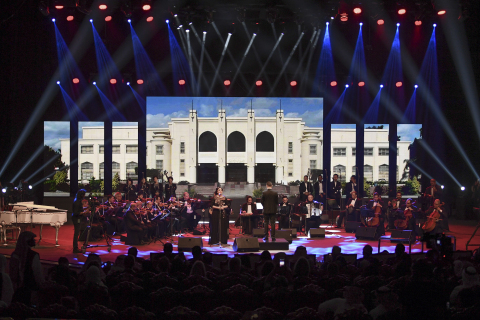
52,18 -> 56,22
340,13 -> 348,22
186,29 -> 190,32
414,84 -> 418,88
203,31 -> 207,34
433,23 -> 437,27
55,5 -> 64,10
89,19 -> 93,22
56,81 -> 60,85
224,80 -> 231,86
397,23 -> 400,26
358,81 -> 365,87
415,20 -> 422,25
330,16 -> 334,20
441,185 -> 444,189
353,7 -> 362,14
326,22 -> 329,25
377,19 -> 384,25
128,19 -> 131,23
256,80 -> 263,86
290,81 -> 297,87
1,188 -> 6,193
461,186 -> 465,191
398,9 -> 406,15
396,81 -> 403,87
166,19 -> 169,23
137,79 -> 143,84
105,16 -> 112,21
179,79 -> 186,85
93,81 -> 96,85
345,84 -> 349,88
28,185 -> 32,190
359,22 -> 363,26
127,82 -> 130,86
437,10 -> 446,15
146,16 -> 153,22
73,78 -> 79,84
142,0 -> 151,11
110,79 -> 117,84
67,15 -> 74,21
330,81 -> 337,87
99,4 -> 107,10
380,84 -> 384,88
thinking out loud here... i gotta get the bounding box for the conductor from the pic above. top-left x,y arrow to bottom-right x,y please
261,181 -> 278,242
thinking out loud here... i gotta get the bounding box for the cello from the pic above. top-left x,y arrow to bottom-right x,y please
367,203 -> 382,227
422,202 -> 444,232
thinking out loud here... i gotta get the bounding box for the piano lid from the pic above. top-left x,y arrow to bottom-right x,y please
10,202 -> 67,213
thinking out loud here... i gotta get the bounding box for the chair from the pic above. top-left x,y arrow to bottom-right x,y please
206,306 -> 243,320
164,306 -> 200,320
150,287 -> 184,316
183,285 -> 216,314
285,307 -> 323,320
221,284 -> 258,312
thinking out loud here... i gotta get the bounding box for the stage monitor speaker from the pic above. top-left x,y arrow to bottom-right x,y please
233,237 -> 260,252
308,228 -> 325,238
390,230 -> 414,243
345,221 -> 362,233
252,228 -> 264,237
355,227 -> 378,240
276,230 -> 293,243
177,237 -> 203,252
282,228 -> 297,238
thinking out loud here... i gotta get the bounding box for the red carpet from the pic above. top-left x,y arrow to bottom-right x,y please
0,220 -> 478,265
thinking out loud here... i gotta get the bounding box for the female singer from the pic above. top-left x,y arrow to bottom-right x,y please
137,177 -> 149,197
278,195 -> 293,229
150,176 -> 163,201
124,178 -> 137,201
209,187 -> 229,245
165,177 -> 177,201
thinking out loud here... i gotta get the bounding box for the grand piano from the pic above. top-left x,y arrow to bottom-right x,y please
0,202 -> 68,246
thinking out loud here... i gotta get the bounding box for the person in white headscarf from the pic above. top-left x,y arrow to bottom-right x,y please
85,265 -> 106,288
450,266 -> 480,306
0,254 -> 13,305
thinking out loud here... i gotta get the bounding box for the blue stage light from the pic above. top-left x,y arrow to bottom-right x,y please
89,19 -> 93,22
93,81 -> 96,85
433,23 -> 437,27
461,186 -> 465,191
1,188 -> 6,193
52,18 -> 56,22
345,84 -> 349,88
28,185 -> 32,190
414,84 -> 418,88
441,185 -> 444,189
127,82 -> 130,86
380,84 -> 384,88
397,23 -> 400,26
166,19 -> 169,23
326,22 -> 329,25
56,81 -> 60,84
128,19 -> 131,23
359,22 -> 363,26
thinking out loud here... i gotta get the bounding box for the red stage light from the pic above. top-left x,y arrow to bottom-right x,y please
105,16 -> 112,21
73,78 -> 79,84
415,20 -> 422,26
330,81 -> 337,87
142,4 -> 151,11
358,81 -> 365,87
110,79 -> 117,84
398,9 -> 406,15
340,13 -> 348,22
256,80 -> 262,86
396,82 -> 403,87
290,81 -> 297,87
146,16 -> 154,22
353,8 -> 362,14
99,4 -> 107,10
179,79 -> 186,85
224,80 -> 231,86
437,10 -> 446,15
67,15 -> 74,21
377,19 -> 385,25
55,5 -> 64,10
137,79 -> 144,85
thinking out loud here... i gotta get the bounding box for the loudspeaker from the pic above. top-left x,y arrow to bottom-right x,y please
177,237 -> 203,252
308,228 -> 326,238
355,227 -> 378,240
390,229 -> 414,243
252,228 -> 264,237
233,237 -> 260,252
345,221 -> 362,233
282,228 -> 297,238
276,230 -> 293,243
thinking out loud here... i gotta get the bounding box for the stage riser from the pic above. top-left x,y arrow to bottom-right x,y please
258,238 -> 289,250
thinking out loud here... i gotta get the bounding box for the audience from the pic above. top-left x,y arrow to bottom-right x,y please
1,231 -> 479,320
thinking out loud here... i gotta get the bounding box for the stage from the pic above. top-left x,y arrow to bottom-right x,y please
0,219 -> 478,266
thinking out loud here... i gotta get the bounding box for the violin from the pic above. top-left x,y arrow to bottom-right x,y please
422,202 -> 444,232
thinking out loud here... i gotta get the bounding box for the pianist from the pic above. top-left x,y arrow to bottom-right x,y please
72,189 -> 87,253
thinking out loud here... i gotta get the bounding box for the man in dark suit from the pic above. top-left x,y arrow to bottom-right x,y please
387,191 -> 406,230
240,196 -> 257,234
314,174 -> 326,203
424,199 -> 449,234
364,192 -> 386,236
299,175 -> 313,202
337,190 -> 362,228
329,174 -> 342,207
424,179 -> 443,208
72,189 -> 87,253
125,202 -> 147,244
345,175 -> 359,198
261,181 -> 278,241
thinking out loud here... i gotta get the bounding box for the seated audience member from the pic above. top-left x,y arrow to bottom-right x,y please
450,266 -> 480,307
0,254 -> 13,306
318,286 -> 367,317
369,286 -> 400,320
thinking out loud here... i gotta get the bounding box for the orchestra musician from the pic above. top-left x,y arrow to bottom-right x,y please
125,202 -> 148,244
209,187 -> 229,245
278,195 -> 293,230
124,178 -> 137,201
180,192 -> 200,232
102,195 -> 117,235
153,196 -> 167,238
345,175 -> 359,198
112,192 -> 126,234
398,198 -> 418,234
166,196 -> 181,235
261,181 -> 278,241
165,176 -> 177,201
387,192 -> 406,230
313,175 -> 326,203
299,175 -> 313,202
423,179 -> 443,210
140,201 -> 157,240
329,174 -> 342,207
363,192 -> 386,235
136,190 -> 145,202
150,176 -> 164,201
72,189 -> 87,253
336,190 -> 362,228
300,194 -> 318,235
240,195 -> 257,235
137,177 -> 149,198
424,199 -> 449,234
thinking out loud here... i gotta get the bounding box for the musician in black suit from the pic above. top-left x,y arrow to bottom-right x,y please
150,176 -> 163,201
299,175 -> 313,202
72,189 -> 87,253
424,199 -> 449,234
278,196 -> 293,229
137,177 -> 149,197
125,202 -> 147,244
124,178 -> 137,201
387,192 -> 406,230
423,179 -> 443,209
261,181 -> 278,241
240,196 -> 257,234
336,190 -> 362,228
399,198 -> 418,234
313,175 -> 326,203
329,174 -> 342,207
364,192 -> 386,236
300,194 -> 318,235
345,175 -> 359,198
180,192 -> 200,231
165,177 -> 177,201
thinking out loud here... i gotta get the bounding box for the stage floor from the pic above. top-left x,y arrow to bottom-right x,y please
0,220 -> 478,265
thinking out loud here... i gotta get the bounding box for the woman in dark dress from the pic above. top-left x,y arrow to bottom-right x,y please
209,187 -> 229,245
137,177 -> 149,198
164,177 -> 177,201
279,195 -> 293,229
124,178 -> 137,201
150,176 -> 163,201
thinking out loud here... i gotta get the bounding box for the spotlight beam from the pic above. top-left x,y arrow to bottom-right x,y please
208,33 -> 232,96
32,164 -> 71,188
406,160 -> 434,180
300,28 -> 321,95
248,33 -> 284,96
228,33 -> 257,94
196,31 -> 206,96
418,140 -> 462,187
25,153 -> 61,183
9,145 -> 45,183
241,22 -> 271,88
291,29 -> 317,90
269,32 -> 305,96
